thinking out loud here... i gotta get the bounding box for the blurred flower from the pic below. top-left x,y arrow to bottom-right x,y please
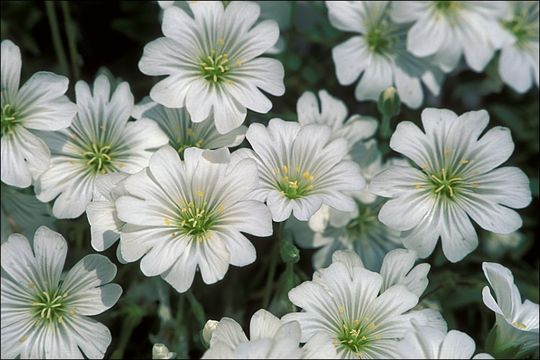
483,231 -> 526,259
1,183 -> 55,244
1,40 -> 77,188
34,75 -> 168,219
396,322 -> 493,359
202,309 -> 336,359
370,108 -> 532,262
283,250 -> 443,359
287,140 -> 402,270
390,1 -> 509,73
132,98 -> 246,157
152,343 -> 176,359
116,146 -> 272,293
296,89 -> 377,150
498,1 -> 539,93
0,226 -> 122,359
482,262 -> 539,357
86,173 -> 128,252
139,1 -> 285,134
326,1 -> 443,109
241,118 -> 365,222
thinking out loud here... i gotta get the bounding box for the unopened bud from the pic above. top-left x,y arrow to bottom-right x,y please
280,240 -> 300,264
377,86 -> 401,118
152,343 -> 176,359
202,319 -> 219,347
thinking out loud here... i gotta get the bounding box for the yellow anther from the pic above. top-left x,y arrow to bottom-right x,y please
415,183 -> 423,189
306,184 -> 314,191
420,163 -> 429,170
302,171 -> 314,181
460,159 -> 470,164
338,304 -> 345,314
164,218 -> 171,225
196,190 -> 205,197
288,181 -> 298,189
19,335 -> 28,343
236,59 -> 244,66
217,37 -> 225,45
195,139 -> 204,147
283,176 -> 289,182
367,322 -> 377,331
512,321 -> 527,329
282,165 -> 289,173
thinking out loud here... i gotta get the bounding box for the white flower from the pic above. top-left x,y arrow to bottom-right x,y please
242,118 -> 365,222
482,262 -> 539,357
326,1 -> 443,109
1,183 -> 55,243
157,1 -> 291,54
483,231 -> 526,259
34,75 -> 169,219
202,309 -> 336,359
152,343 -> 176,359
498,1 -> 539,93
1,226 -> 122,359
132,98 -> 246,155
139,1 -> 285,134
370,108 -> 532,262
287,141 -> 402,271
86,173 -> 128,252
396,323 -> 493,359
390,1 -> 509,73
1,40 -> 77,188
282,249 -> 441,359
296,90 -> 377,150
116,146 -> 273,293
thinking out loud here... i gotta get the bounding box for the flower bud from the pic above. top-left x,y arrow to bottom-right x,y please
202,319 -> 219,347
280,240 -> 300,264
152,343 -> 176,359
377,86 -> 401,118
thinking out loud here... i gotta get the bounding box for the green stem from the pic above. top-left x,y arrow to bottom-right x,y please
285,262 -> 295,311
111,312 -> 143,359
262,243 -> 279,309
186,290 -> 206,329
60,1 -> 80,81
380,114 -> 392,139
44,2 -> 69,75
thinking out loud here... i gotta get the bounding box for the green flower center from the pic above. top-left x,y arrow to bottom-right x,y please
175,127 -> 204,156
1,104 -> 20,136
346,205 -> 377,236
428,168 -> 463,198
366,27 -> 394,54
435,0 -> 460,11
275,165 -> 315,200
174,196 -> 221,240
503,18 -> 534,45
31,289 -> 69,324
200,51 -> 231,83
337,320 -> 376,355
83,143 -> 114,174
